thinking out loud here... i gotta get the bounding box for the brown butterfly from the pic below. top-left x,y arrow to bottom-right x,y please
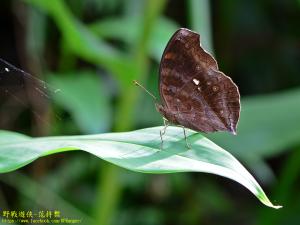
135,28 -> 240,147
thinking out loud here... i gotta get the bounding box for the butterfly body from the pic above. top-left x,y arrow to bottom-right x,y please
157,28 -> 240,134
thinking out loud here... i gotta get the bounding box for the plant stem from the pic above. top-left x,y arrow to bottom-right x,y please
258,148 -> 300,225
187,0 -> 214,222
188,0 -> 214,54
94,1 -> 167,225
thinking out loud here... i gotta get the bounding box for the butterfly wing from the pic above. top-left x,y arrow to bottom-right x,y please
158,28 -> 240,134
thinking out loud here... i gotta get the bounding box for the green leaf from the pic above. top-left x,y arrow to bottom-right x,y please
25,0 -> 137,86
0,127 -> 281,209
90,16 -> 178,62
48,71 -> 112,133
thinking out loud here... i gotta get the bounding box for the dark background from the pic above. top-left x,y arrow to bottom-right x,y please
0,0 -> 300,225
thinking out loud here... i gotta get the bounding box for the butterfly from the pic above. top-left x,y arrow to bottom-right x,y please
135,28 -> 240,148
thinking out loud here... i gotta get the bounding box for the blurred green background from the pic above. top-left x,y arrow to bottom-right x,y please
0,0 -> 300,224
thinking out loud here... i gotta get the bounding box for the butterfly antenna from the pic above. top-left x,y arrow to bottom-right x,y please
133,80 -> 157,101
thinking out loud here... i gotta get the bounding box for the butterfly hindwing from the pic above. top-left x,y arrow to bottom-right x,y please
158,28 -> 240,134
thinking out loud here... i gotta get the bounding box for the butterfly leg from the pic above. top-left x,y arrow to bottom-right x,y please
178,126 -> 191,149
183,127 -> 192,149
160,118 -> 169,150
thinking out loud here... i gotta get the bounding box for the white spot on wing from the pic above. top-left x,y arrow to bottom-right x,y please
5,67 -> 9,72
192,78 -> 200,85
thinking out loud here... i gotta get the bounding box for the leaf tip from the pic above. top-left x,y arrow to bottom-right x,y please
263,199 -> 282,209
272,204 -> 283,209
258,191 -> 282,209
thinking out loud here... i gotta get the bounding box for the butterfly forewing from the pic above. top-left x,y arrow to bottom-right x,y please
158,28 -> 240,134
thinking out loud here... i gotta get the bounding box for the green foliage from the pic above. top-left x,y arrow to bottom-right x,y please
1,0 -> 299,224
0,127 -> 280,209
48,71 -> 111,133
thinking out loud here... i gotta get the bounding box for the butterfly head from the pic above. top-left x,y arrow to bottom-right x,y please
155,103 -> 166,117
155,103 -> 179,125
